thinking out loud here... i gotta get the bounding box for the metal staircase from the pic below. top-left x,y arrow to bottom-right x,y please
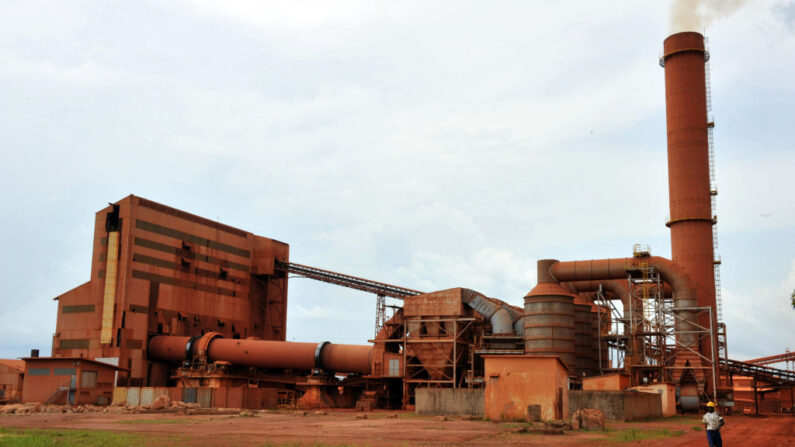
705,38 -> 723,324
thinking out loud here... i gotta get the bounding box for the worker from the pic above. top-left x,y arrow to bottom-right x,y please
702,401 -> 725,447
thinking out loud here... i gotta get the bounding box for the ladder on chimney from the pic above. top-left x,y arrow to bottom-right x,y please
704,38 -> 723,325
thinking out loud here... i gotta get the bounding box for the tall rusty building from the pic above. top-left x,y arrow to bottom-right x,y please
52,195 -> 289,386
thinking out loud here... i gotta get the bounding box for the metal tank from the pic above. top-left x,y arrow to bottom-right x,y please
573,294 -> 594,377
524,259 -> 576,374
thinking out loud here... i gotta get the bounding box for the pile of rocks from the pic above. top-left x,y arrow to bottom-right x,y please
0,402 -> 107,415
570,408 -> 605,430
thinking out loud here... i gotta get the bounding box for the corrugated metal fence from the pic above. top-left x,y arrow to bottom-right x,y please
111,386 -> 291,410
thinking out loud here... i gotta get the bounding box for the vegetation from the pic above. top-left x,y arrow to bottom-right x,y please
0,428 -> 363,447
0,427 -> 174,447
605,427 -> 685,442
626,415 -> 698,424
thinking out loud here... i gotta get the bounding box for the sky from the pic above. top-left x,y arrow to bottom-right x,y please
0,0 -> 793,363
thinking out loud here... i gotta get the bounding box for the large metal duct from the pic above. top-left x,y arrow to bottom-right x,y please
566,282 -> 630,376
524,259 -> 576,374
661,32 -> 716,317
461,290 -> 515,335
148,334 -> 372,374
547,257 -> 698,350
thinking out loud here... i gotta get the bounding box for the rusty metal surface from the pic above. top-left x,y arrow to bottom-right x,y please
147,335 -> 190,363
182,388 -> 197,403
404,289 -> 465,317
662,32 -> 716,316
208,338 -> 319,371
51,195 -> 290,386
573,303 -> 594,376
320,344 -> 372,375
524,262 -> 577,373
276,261 -> 422,299
197,388 -> 212,408
746,352 -> 795,367
148,335 -> 372,374
551,257 -> 698,345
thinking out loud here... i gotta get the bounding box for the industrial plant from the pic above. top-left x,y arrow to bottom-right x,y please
1,32 -> 793,422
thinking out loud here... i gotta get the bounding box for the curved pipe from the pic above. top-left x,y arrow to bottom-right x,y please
461,290 -> 514,335
549,257 -> 695,301
548,257 -> 698,347
148,335 -> 372,374
562,280 -> 630,309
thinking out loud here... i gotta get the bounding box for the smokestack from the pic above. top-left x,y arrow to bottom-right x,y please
30,349 -> 39,358
660,32 -> 716,318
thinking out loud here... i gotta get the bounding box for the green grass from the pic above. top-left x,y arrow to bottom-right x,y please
607,427 -> 685,442
627,415 -> 697,424
0,427 -> 178,447
0,427 -> 373,447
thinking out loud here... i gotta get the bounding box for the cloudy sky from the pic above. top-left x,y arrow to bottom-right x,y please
0,0 -> 793,363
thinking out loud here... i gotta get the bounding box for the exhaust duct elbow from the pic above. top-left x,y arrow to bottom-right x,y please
461,289 -> 515,335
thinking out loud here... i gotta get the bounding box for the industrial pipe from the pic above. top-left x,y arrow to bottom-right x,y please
148,334 -> 372,374
563,280 -> 630,309
548,257 -> 698,348
462,290 -> 515,335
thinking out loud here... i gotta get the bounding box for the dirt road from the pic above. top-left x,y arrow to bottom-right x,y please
1,410 -> 793,446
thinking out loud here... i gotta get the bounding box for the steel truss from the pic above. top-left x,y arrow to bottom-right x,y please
594,264 -> 719,399
401,317 -> 476,407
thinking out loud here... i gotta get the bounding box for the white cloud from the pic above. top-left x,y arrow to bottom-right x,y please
723,258 -> 795,360
0,0 -> 793,360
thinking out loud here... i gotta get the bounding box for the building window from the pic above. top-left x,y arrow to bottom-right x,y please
388,359 -> 401,377
28,368 -> 50,376
54,368 -> 77,376
81,371 -> 97,388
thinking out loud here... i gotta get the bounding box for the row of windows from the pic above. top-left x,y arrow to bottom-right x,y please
27,367 -> 76,376
26,369 -> 98,388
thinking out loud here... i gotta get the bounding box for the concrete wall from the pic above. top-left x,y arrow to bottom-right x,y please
484,356 -> 569,421
415,388 -> 484,417
570,390 -> 661,421
582,373 -> 630,391
630,384 -> 677,417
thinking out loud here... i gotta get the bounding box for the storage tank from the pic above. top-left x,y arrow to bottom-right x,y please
524,259 -> 576,374
573,294 -> 594,377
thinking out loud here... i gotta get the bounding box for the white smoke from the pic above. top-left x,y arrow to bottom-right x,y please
670,0 -> 749,33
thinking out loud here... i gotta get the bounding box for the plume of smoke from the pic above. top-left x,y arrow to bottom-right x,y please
670,0 -> 749,33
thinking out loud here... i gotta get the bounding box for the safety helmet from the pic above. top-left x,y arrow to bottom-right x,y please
706,402 -> 716,407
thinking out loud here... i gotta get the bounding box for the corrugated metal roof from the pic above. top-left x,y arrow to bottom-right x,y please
0,359 -> 25,372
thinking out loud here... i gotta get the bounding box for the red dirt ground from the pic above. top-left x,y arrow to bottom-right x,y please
1,410 -> 793,446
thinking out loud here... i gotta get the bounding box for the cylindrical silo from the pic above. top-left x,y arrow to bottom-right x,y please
573,294 -> 594,377
524,259 -> 576,374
